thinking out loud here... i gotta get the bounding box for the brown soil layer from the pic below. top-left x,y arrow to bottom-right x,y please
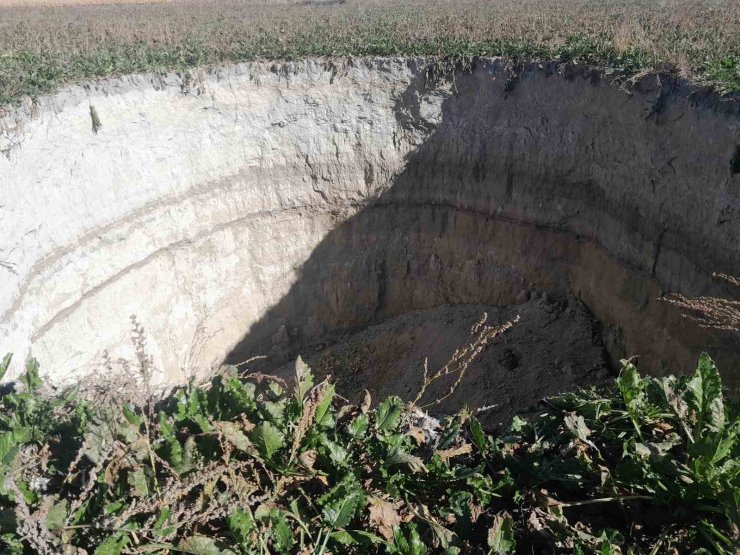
275,295 -> 610,427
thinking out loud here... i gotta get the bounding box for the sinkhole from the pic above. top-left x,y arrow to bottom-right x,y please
1,58 -> 738,417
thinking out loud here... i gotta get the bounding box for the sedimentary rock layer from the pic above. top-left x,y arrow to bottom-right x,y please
1,58 -> 738,388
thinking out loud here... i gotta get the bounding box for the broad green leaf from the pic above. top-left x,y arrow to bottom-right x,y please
162,436 -> 184,471
709,420 -> 738,464
122,403 -> 143,427
322,489 -> 363,528
228,509 -> 256,545
153,507 -> 174,537
437,416 -> 463,450
0,532 -> 24,555
82,419 -> 116,464
269,509 -> 294,553
262,400 -> 286,425
320,476 -> 365,529
426,518 -> 455,548
158,411 -> 176,438
94,533 -> 129,555
617,361 -> 644,408
193,414 -> 212,433
686,353 -> 725,436
315,383 -> 335,428
392,523 -> 426,555
127,468 -> 149,497
488,512 -> 516,553
375,396 -> 403,431
597,529 -> 625,554
346,413 -> 369,439
178,535 -> 236,555
633,442 -> 652,458
46,499 -> 68,530
468,416 -> 488,452
294,356 -> 314,404
466,474 -> 502,505
268,381 -> 284,398
340,529 -> 386,546
564,413 -> 591,441
0,433 -> 16,465
218,421 -> 253,453
321,436 -> 350,466
510,415 -> 528,433
104,501 -> 126,515
0,353 -> 11,383
251,422 -> 284,460
617,360 -> 646,439
386,449 -> 427,473
182,436 -> 198,471
222,377 -> 257,414
330,530 -> 358,546
21,359 -> 42,393
254,503 -> 271,520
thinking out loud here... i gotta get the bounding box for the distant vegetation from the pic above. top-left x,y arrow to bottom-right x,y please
0,351 -> 737,554
0,0 -> 739,107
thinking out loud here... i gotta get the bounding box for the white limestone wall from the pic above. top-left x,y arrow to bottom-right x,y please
0,59 -> 447,383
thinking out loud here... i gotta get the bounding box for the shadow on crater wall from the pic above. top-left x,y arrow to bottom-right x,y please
226,59 -> 740,390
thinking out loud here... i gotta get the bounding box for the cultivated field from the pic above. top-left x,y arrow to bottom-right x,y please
0,0 -> 739,106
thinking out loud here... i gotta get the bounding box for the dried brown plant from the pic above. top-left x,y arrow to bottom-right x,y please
413,312 -> 519,408
663,273 -> 740,333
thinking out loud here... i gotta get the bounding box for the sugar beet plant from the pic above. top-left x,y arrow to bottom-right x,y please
0,352 -> 737,554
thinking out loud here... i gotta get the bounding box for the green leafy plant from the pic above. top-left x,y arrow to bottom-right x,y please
0,353 -> 736,554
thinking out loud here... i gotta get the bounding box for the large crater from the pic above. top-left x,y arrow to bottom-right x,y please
1,58 -> 738,394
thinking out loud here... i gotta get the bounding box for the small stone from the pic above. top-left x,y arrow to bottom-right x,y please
515,289 -> 529,304
595,368 -> 610,379
540,291 -> 550,303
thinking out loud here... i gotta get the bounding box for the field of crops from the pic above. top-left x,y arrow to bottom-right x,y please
0,0 -> 739,106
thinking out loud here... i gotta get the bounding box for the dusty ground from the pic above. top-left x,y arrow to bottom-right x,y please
0,0 -> 163,5
276,294 -> 611,428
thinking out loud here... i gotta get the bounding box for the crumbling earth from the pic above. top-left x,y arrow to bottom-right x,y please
277,294 -> 611,427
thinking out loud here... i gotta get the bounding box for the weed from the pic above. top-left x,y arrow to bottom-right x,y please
0,350 -> 737,553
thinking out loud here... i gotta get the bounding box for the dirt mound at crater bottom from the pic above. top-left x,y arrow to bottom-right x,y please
281,295 -> 611,427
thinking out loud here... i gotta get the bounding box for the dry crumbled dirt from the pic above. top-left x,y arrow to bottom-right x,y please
278,294 -> 611,427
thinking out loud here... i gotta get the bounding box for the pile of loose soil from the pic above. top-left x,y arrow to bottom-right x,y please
280,294 -> 611,427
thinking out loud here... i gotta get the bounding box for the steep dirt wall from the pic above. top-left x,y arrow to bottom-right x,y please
1,58 -> 738,389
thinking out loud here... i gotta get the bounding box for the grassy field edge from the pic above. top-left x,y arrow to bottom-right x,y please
1,0 -> 739,109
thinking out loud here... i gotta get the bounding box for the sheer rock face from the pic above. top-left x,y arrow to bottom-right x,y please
1,58 -> 738,389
